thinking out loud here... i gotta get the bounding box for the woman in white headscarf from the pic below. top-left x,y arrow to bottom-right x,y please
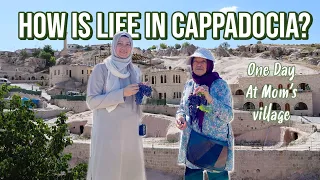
86,31 -> 146,180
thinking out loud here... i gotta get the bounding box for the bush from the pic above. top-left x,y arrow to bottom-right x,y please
160,43 -> 167,49
146,98 -> 166,105
0,85 -> 87,179
9,88 -> 41,96
182,42 -> 190,48
174,44 -> 181,49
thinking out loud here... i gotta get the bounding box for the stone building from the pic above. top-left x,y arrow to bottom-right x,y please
141,67 -> 189,104
15,48 -> 40,56
230,74 -> 320,117
0,51 -> 15,57
49,64 -> 93,88
0,69 -> 48,82
67,44 -> 80,49
90,44 -> 110,50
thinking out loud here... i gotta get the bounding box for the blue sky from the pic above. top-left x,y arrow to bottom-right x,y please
0,0 -> 319,51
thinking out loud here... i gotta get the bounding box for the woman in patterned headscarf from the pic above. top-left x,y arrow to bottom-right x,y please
176,48 -> 234,180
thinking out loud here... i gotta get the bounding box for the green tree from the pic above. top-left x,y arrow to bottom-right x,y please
182,42 -> 190,48
20,50 -> 28,60
174,43 -> 181,49
32,49 -> 41,58
150,45 -> 157,50
0,85 -> 87,180
43,45 -> 54,56
160,43 -> 167,49
49,56 -> 56,67
39,51 -> 52,66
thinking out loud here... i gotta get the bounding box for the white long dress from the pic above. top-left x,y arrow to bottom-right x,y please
86,63 -> 146,180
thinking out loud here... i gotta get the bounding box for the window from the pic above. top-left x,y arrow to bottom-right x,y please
66,70 -> 68,75
287,84 -> 292,93
173,75 -> 175,83
285,103 -> 290,111
278,84 -> 283,89
161,75 -> 163,83
82,70 -> 84,74
174,92 -> 182,98
164,75 -> 167,83
58,70 -> 60,75
178,75 -> 181,83
145,75 -> 148,82
159,93 -> 162,99
54,70 -> 56,75
259,102 -> 263,108
152,76 -> 155,84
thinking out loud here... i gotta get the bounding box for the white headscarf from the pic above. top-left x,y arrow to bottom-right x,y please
104,31 -> 141,115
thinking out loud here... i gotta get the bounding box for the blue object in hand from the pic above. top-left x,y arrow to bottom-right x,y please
135,83 -> 152,105
139,124 -> 146,136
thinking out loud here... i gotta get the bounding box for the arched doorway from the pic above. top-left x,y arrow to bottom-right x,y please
287,84 -> 292,93
271,103 -> 281,110
297,83 -> 311,91
243,102 -> 255,110
80,125 -> 84,134
278,84 -> 283,89
235,89 -> 244,95
293,132 -> 298,140
285,103 -> 290,111
294,102 -> 308,110
259,102 -> 264,108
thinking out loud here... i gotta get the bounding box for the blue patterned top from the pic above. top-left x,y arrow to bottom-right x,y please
176,78 -> 235,172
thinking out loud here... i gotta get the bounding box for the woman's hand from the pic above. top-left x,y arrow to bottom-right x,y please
123,84 -> 139,97
176,115 -> 187,130
194,85 -> 213,104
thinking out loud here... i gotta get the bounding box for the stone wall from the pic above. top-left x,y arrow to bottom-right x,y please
64,141 -> 320,180
52,99 -> 89,113
34,109 -> 69,119
141,104 -> 178,117
232,111 -> 291,136
9,92 -> 41,100
141,114 -> 174,137
232,91 -> 313,116
231,149 -> 320,180
140,106 -> 310,137
235,74 -> 320,116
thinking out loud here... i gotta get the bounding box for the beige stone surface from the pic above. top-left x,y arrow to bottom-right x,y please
141,113 -> 175,137
166,121 -> 181,143
64,138 -> 320,180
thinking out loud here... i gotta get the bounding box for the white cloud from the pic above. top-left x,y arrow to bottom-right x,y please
219,6 -> 238,14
